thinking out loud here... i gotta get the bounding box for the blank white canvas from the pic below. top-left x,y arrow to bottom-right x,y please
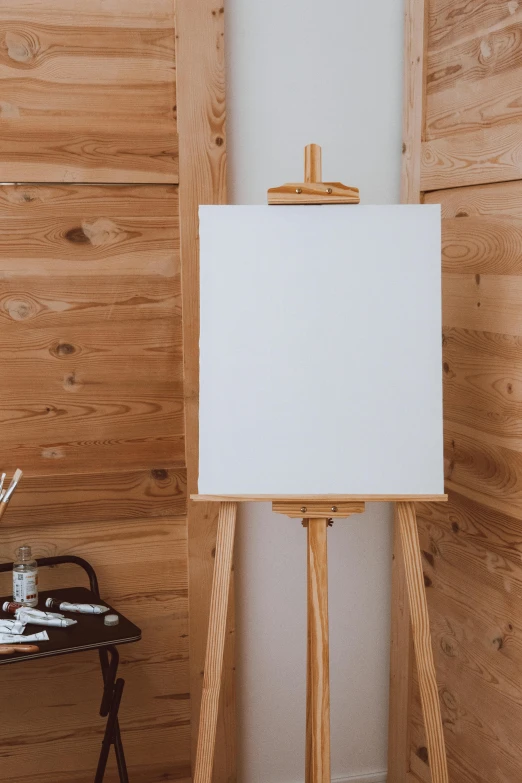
198,205 -> 443,496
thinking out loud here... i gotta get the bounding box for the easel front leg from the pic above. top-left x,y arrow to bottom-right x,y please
397,502 -> 448,783
306,518 -> 331,783
194,502 -> 238,783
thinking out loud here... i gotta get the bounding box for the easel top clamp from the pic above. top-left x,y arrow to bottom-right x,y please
192,144 -> 448,783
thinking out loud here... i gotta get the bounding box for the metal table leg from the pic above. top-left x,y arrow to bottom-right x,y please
95,646 -> 129,783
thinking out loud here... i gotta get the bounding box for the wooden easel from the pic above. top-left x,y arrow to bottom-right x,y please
193,146 -> 449,783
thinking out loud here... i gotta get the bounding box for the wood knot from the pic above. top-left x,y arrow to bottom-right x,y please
402,142 -> 406,154
215,136 -> 224,146
65,227 -> 90,244
50,342 -> 76,358
424,573 -> 432,588
5,30 -> 39,63
41,446 -> 65,459
151,469 -> 169,481
4,297 -> 37,321
492,636 -> 504,651
451,521 -> 460,533
440,636 -> 457,657
63,371 -> 80,391
455,210 -> 468,217
422,550 -> 434,567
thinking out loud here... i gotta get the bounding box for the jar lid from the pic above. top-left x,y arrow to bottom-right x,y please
104,614 -> 119,627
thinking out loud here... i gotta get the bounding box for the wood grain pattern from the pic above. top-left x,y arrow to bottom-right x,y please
306,518 -> 330,783
397,502 -> 448,783
193,502 -> 237,783
0,468 -> 185,525
0,184 -> 182,480
388,505 -> 413,783
175,2 -> 231,781
0,5 -> 177,183
0,177 -> 183,778
400,6 -> 522,778
415,492 -> 522,783
388,3 -> 429,775
401,0 -> 427,203
428,0 -> 522,51
422,121 -> 522,191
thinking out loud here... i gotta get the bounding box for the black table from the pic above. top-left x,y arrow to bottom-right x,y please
0,556 -> 141,783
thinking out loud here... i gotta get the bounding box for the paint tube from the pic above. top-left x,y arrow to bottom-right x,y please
45,597 -> 109,615
0,631 -> 49,643
16,609 -> 77,628
0,619 -> 25,635
2,601 -> 64,619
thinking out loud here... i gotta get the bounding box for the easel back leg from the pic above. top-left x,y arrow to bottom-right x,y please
397,501 -> 448,783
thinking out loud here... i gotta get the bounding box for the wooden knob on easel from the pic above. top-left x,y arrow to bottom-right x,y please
304,144 -> 322,183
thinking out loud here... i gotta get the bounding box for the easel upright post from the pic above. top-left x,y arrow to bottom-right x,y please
307,517 -> 331,783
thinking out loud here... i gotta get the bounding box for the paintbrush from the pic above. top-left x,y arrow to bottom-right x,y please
0,644 -> 39,655
0,469 -> 22,521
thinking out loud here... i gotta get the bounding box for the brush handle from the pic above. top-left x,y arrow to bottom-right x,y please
0,645 -> 39,654
0,503 -> 8,521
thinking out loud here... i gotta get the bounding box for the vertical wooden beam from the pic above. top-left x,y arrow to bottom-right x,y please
307,518 -> 331,783
175,2 -> 233,781
400,0 -> 427,204
397,502 -> 448,783
391,0 -> 427,778
194,502 -> 238,783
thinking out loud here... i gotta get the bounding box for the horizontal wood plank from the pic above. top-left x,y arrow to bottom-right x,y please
0,184 -> 183,476
0,184 -> 179,218
442,216 -> 522,274
424,179 -> 522,217
0,469 -> 186,524
0,7 -> 177,182
443,272 -> 522,337
421,122 -> 522,190
428,0 -> 522,51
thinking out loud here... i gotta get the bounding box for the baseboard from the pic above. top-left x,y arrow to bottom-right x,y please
333,772 -> 387,783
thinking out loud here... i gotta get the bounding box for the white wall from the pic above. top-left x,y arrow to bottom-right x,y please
225,2 -> 405,780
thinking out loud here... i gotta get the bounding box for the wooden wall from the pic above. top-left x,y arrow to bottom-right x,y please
390,2 -> 522,782
0,3 -> 192,781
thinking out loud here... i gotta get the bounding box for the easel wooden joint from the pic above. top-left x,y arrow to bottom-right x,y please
193,146 -> 449,783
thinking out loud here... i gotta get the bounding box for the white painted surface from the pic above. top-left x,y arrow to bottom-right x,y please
199,204 -> 442,495
225,0 -> 406,780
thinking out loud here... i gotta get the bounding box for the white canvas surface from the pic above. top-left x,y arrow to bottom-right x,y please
198,205 -> 443,496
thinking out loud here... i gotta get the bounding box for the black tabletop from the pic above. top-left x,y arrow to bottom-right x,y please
0,586 -> 141,664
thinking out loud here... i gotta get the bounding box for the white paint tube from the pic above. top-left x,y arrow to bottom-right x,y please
0,619 -> 26,635
3,601 -> 64,619
46,597 -> 109,615
16,609 -> 77,628
0,630 -> 49,643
